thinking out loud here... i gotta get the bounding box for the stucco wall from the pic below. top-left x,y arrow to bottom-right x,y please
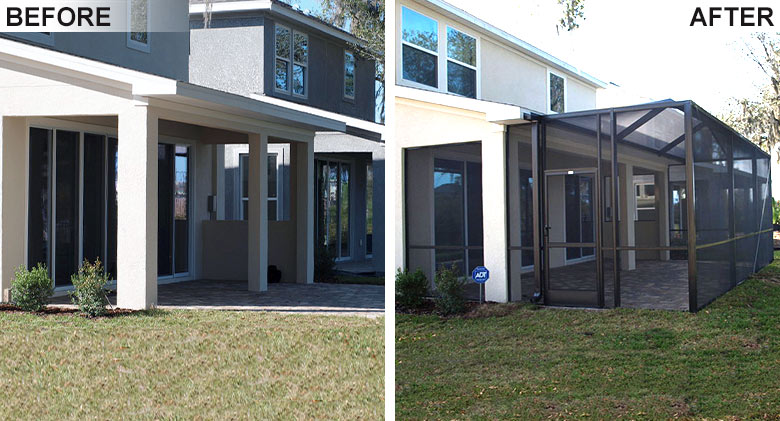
479,38 -> 548,113
189,23 -> 265,95
3,0 -> 190,81
189,11 -> 375,122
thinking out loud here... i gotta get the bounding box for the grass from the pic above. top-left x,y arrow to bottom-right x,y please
396,252 -> 780,420
0,310 -> 384,420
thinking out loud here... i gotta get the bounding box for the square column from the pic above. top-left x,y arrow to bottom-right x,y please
295,140 -> 314,284
247,133 -> 269,292
0,117 -> 27,302
482,128 -> 510,303
619,163 -> 636,270
117,104 -> 158,310
657,169 -> 670,261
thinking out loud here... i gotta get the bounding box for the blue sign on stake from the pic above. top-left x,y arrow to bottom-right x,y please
472,266 -> 490,284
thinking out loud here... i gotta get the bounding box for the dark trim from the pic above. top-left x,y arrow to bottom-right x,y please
684,101 -> 698,312
611,109 -> 620,308
616,107 -> 665,140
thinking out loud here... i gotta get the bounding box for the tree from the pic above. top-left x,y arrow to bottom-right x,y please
557,0 -> 586,33
722,33 -> 780,156
319,0 -> 385,122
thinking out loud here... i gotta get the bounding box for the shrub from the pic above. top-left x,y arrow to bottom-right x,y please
314,244 -> 337,282
70,259 -> 110,317
434,265 -> 467,315
395,268 -> 428,310
11,263 -> 53,312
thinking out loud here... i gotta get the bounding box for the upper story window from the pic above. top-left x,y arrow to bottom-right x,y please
128,0 -> 149,52
275,25 -> 308,97
344,51 -> 356,99
400,6 -> 479,98
549,71 -> 566,113
446,27 -> 476,98
401,6 -> 438,88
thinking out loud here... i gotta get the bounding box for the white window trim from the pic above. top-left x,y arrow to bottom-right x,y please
547,69 -> 567,114
444,25 -> 479,99
291,31 -> 309,99
239,152 -> 282,221
274,24 -> 308,98
399,6 -> 440,90
127,0 -> 151,53
274,24 -> 292,94
398,6 -> 481,99
344,50 -> 356,100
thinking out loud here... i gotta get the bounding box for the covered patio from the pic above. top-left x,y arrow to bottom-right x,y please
0,39 -> 346,310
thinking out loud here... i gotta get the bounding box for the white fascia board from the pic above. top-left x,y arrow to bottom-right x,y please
421,0 -> 607,89
249,94 -> 383,137
396,85 -> 530,125
0,37 -> 177,95
171,82 -> 347,133
189,1 -> 365,47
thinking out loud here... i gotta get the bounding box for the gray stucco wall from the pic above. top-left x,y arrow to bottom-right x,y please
189,11 -> 375,122
2,32 -> 190,81
189,22 -> 265,96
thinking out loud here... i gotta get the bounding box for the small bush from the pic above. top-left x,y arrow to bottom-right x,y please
70,259 -> 110,317
396,268 -> 428,310
434,265 -> 467,315
315,244 -> 337,282
11,263 -> 53,312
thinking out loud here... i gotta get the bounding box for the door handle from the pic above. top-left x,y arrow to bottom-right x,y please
544,225 -> 551,237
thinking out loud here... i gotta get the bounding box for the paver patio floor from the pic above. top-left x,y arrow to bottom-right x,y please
50,280 -> 385,317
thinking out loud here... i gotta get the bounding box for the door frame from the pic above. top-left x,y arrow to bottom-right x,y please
542,167 -> 603,307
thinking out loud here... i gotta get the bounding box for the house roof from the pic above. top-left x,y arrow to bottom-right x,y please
189,0 -> 369,47
416,0 -> 607,89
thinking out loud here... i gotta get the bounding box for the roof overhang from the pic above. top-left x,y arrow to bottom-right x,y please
189,0 -> 366,47
0,37 -> 345,133
396,85 -> 532,126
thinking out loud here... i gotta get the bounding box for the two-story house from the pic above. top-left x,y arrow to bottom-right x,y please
389,0 -> 773,311
0,0 -> 355,310
188,0 -> 385,275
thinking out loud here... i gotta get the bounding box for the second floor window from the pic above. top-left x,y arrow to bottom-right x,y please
275,25 -> 308,97
401,6 -> 438,88
344,51 -> 356,99
446,27 -> 476,98
400,6 -> 479,98
128,0 -> 149,51
549,71 -> 565,113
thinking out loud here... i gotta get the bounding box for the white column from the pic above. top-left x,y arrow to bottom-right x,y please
295,140 -> 314,284
619,163 -> 636,270
657,169 -> 670,261
212,144 -> 225,220
247,133 -> 269,292
0,117 -> 27,302
117,103 -> 158,310
482,128 -> 510,303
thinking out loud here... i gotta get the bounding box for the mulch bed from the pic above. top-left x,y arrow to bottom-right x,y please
0,303 -> 137,318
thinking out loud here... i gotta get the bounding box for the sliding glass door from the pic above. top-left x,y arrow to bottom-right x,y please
316,160 -> 351,260
27,128 -> 118,288
158,144 -> 190,278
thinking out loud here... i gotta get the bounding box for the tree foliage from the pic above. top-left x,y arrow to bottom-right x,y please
722,33 -> 780,156
557,0 -> 586,33
319,0 -> 385,121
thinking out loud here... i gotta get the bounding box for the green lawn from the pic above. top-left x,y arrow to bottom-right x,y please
0,310 -> 384,420
397,252 -> 780,420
